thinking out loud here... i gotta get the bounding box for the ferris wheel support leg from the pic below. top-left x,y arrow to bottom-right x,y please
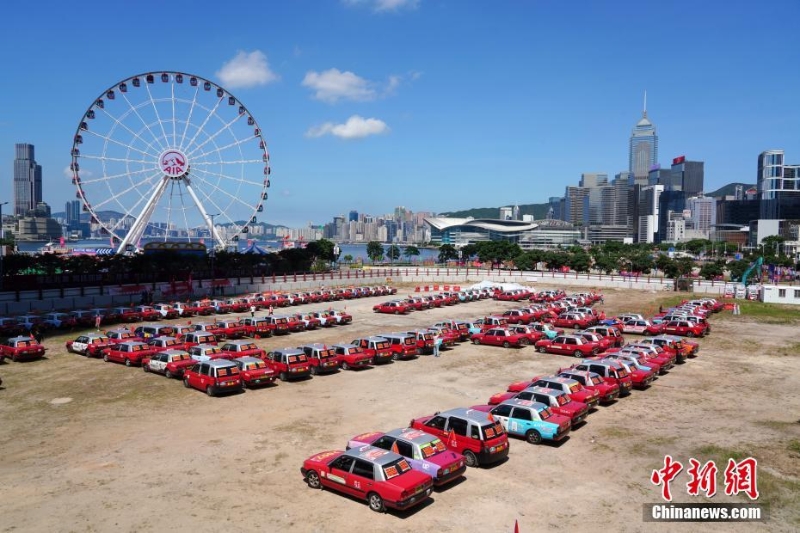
117,177 -> 170,254
184,181 -> 225,250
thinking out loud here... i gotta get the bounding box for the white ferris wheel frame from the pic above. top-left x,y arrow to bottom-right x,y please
69,71 -> 271,254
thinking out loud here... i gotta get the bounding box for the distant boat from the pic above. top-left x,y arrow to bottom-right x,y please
38,242 -> 72,255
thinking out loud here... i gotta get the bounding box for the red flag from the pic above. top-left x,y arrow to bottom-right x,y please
514,519 -> 520,533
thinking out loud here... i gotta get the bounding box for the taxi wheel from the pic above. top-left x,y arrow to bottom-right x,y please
206,386 -> 215,397
124,358 -> 132,367
686,332 -> 695,338
573,350 -> 582,358
503,341 -> 510,348
342,362 -> 350,370
367,492 -> 385,513
394,310 -> 400,315
537,346 -> 547,353
143,364 -> 149,373
391,353 -> 399,361
526,429 -> 542,444
279,372 -> 287,382
519,338 -> 530,346
473,338 -> 481,345
183,378 -> 190,388
310,366 -> 317,376
463,450 -> 478,468
306,470 -> 321,489
165,369 -> 173,379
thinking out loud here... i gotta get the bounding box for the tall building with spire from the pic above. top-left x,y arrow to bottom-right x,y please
628,92 -> 658,182
13,143 -> 43,216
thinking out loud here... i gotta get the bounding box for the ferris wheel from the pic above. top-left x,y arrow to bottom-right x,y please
69,71 -> 271,253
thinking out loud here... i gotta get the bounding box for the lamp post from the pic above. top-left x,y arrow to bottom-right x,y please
0,201 -> 7,290
208,213 -> 219,295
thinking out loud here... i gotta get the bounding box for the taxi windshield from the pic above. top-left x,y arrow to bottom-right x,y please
246,361 -> 266,370
404,338 -> 415,345
556,395 -> 568,406
590,376 -> 603,386
216,367 -> 239,377
244,344 -> 257,350
539,407 -> 552,419
376,342 -> 389,349
568,382 -> 583,392
382,458 -> 411,480
171,354 -> 189,362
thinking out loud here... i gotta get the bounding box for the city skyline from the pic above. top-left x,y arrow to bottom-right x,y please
2,1 -> 800,228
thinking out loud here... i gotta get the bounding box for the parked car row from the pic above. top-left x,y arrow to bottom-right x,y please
0,285 -> 396,336
299,294 -> 721,514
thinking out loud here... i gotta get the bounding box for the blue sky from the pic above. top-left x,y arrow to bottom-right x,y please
2,0 -> 799,228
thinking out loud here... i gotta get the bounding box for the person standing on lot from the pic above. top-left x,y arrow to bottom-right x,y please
268,305 -> 274,316
433,333 -> 442,357
95,314 -> 102,331
250,305 -> 256,318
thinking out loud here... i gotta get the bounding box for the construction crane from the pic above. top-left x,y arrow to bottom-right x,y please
741,256 -> 763,287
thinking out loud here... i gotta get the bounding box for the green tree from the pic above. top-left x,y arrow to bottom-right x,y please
567,251 -> 592,273
625,251 -> 654,274
403,245 -> 420,259
366,241 -> 384,263
305,238 -> 336,262
682,239 -> 709,255
699,261 -> 725,280
654,254 -> 673,274
544,251 -> 569,270
727,259 -> 750,282
675,256 -> 695,277
438,244 -> 458,263
342,254 -> 353,264
387,244 -> 401,262
513,251 -> 541,271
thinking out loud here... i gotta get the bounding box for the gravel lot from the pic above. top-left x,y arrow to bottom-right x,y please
0,285 -> 798,532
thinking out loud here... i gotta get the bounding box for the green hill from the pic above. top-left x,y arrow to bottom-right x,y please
440,203 -> 550,220
707,182 -> 755,198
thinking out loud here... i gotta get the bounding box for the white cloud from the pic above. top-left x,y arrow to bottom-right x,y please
215,50 -> 279,89
343,0 -> 420,12
63,166 -> 92,179
306,115 -> 389,140
302,69 -> 376,103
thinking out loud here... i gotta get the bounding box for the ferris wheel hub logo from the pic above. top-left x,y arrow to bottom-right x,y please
160,149 -> 188,178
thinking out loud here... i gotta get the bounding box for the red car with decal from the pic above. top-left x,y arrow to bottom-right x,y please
557,369 -> 620,404
143,349 -> 195,378
265,348 -> 312,381
535,334 -> 598,357
102,341 -> 158,367
351,336 -> 394,365
470,328 -> 528,348
299,343 -> 340,375
409,408 -> 510,468
300,447 -> 433,513
183,359 -> 243,396
1,336 -> 46,362
332,343 -> 373,370
233,356 -> 276,388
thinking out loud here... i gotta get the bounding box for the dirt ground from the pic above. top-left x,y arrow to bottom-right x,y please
0,285 -> 798,533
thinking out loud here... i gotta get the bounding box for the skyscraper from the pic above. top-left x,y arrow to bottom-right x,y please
13,143 -> 43,216
629,93 -> 658,181
757,150 -> 800,219
671,156 -> 704,196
